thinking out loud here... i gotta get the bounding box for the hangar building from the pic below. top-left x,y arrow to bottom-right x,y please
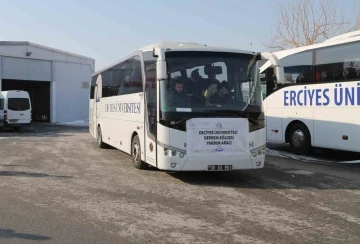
0,41 -> 95,123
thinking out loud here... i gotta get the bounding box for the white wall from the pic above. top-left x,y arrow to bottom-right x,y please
0,43 -> 94,123
1,56 -> 52,81
54,62 -> 92,122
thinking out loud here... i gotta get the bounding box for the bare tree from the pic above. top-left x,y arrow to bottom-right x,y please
264,0 -> 360,51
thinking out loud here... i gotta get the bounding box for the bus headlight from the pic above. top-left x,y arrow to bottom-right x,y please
250,145 -> 266,157
164,148 -> 169,156
163,146 -> 186,158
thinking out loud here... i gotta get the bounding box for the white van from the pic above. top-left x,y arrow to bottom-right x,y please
0,93 -> 4,128
0,90 -> 32,130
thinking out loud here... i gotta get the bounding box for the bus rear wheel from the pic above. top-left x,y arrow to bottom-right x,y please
289,123 -> 312,155
131,135 -> 148,169
97,126 -> 107,149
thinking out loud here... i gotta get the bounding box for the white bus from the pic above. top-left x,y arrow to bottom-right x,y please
89,42 -> 268,171
260,30 -> 360,155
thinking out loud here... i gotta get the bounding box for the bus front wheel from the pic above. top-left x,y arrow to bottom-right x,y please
288,123 -> 312,155
131,135 -> 148,170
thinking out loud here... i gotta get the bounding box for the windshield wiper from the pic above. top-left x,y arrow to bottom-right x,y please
171,113 -> 212,125
204,109 -> 258,125
172,116 -> 195,125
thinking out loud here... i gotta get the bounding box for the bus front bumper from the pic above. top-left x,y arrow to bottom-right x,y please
156,144 -> 266,171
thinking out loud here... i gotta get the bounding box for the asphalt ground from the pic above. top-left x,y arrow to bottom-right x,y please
1,123 -> 359,244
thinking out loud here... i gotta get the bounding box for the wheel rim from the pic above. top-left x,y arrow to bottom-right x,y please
292,129 -> 305,148
132,143 -> 140,162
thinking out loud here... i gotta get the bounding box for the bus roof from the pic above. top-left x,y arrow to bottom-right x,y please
93,41 -> 257,76
139,41 -> 256,55
323,30 -> 360,43
272,30 -> 360,60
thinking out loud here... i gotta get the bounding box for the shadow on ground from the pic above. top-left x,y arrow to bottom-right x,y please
0,228 -> 50,241
0,170 -> 72,178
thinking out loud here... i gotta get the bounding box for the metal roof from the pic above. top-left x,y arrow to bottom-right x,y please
0,41 -> 94,61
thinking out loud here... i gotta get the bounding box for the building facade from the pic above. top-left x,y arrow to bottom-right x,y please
0,41 -> 95,123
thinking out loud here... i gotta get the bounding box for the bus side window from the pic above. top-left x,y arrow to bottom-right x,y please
130,56 -> 143,93
315,41 -> 360,83
101,70 -> 113,97
279,51 -> 313,84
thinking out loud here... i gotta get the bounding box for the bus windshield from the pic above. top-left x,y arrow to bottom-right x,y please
159,51 -> 264,130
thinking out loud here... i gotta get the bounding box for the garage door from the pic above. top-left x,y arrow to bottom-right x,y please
2,80 -> 50,122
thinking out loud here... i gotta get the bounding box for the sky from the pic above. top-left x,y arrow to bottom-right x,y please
0,0 -> 356,71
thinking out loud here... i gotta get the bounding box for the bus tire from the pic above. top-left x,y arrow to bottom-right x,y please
97,126 -> 107,149
131,135 -> 147,169
288,123 -> 312,155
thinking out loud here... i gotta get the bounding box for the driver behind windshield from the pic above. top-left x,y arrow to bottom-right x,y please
209,81 -> 234,105
166,77 -> 190,107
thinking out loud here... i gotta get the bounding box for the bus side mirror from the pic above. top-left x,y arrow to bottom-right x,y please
153,47 -> 167,81
157,61 -> 167,81
274,66 -> 283,84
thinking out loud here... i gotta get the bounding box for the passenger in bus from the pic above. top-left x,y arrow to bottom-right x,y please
204,64 -> 221,87
187,69 -> 207,94
186,69 -> 207,105
209,81 -> 234,105
167,78 -> 190,107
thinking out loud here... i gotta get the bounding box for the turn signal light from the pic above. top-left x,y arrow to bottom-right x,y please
250,145 -> 266,157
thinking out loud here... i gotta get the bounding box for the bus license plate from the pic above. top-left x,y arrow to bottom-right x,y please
207,165 -> 232,171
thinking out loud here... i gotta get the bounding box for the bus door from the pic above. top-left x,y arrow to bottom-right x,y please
144,74 -> 157,167
0,97 -> 4,127
263,66 -> 284,142
94,75 -> 102,138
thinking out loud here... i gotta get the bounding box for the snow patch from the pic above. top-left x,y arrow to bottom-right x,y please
285,170 -> 314,176
266,148 -> 360,164
57,120 -> 89,127
266,148 -> 332,163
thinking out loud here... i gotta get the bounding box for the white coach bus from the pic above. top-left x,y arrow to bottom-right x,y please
260,30 -> 360,155
89,42 -> 269,171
